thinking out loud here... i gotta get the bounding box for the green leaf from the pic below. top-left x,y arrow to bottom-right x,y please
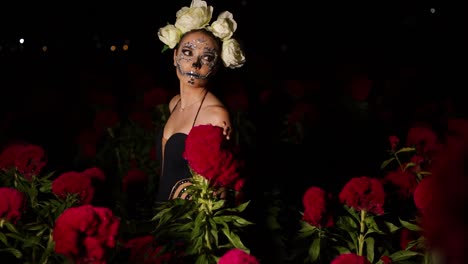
384,221 -> 401,233
0,232 -> 9,246
308,237 -> 321,262
395,147 -> 416,154
380,157 -> 395,170
399,219 -> 422,232
3,222 -> 19,234
389,250 -> 422,261
220,227 -> 248,251
296,221 -> 318,238
0,247 -> 22,258
365,216 -> 385,235
365,236 -> 375,263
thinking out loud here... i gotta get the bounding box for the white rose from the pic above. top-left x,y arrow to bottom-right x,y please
175,0 -> 213,33
221,38 -> 245,69
208,11 -> 237,41
158,24 -> 182,49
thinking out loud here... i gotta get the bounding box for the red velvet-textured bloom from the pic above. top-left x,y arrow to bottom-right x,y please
0,143 -> 26,171
122,168 -> 148,192
93,110 -> 120,134
302,186 -> 334,227
0,143 -> 47,180
218,248 -> 259,264
82,167 -> 106,182
183,124 -> 240,188
380,255 -> 393,264
124,236 -> 177,264
406,125 -> 441,156
339,176 -> 385,215
0,187 -> 25,223
14,144 -> 47,179
331,253 -> 371,264
413,176 -> 433,214
388,135 -> 399,151
52,171 -> 95,205
143,87 -> 169,110
383,169 -> 418,199
53,205 -> 120,264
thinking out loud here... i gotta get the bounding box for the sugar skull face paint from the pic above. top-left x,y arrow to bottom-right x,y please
174,30 -> 220,85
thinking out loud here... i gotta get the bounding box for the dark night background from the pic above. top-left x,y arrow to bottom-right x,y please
1,1 -> 466,179
1,1 -> 468,263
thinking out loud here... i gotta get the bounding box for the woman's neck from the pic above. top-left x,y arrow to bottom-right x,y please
178,87 -> 207,111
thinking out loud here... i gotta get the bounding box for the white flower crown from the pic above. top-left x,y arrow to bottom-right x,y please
158,0 -> 246,69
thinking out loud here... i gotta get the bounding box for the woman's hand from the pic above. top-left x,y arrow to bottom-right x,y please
220,121 -> 231,140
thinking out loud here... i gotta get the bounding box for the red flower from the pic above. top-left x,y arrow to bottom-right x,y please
52,171 -> 95,205
0,143 -> 47,180
400,228 -> 418,250
53,205 -> 120,264
143,87 -> 169,109
331,253 -> 370,264
346,74 -> 372,101
13,144 -> 47,179
0,187 -> 25,223
122,168 -> 148,192
0,143 -> 26,171
339,176 -> 385,215
383,169 -> 418,199
302,186 -> 334,227
218,248 -> 259,264
183,124 -> 240,188
380,255 -> 393,264
388,135 -> 399,151
406,125 -> 441,156
82,167 -> 106,182
93,110 -> 120,134
413,176 -> 433,213
124,236 -> 177,264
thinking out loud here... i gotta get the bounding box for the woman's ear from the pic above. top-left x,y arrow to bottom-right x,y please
173,49 -> 177,67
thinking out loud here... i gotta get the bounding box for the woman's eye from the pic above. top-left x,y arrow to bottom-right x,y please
182,49 -> 192,56
203,55 -> 214,62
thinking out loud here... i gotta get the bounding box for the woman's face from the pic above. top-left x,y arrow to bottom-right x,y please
174,30 -> 220,86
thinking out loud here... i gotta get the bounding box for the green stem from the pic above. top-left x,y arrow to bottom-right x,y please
358,210 -> 367,256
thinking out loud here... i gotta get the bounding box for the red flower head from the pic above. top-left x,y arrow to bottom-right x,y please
0,187 -> 26,223
218,248 -> 259,264
413,176 -> 433,214
14,144 -> 47,179
53,205 -> 120,264
0,143 -> 26,171
52,171 -> 95,205
143,87 -> 169,109
380,255 -> 393,264
183,124 -> 241,188
339,176 -> 385,215
388,135 -> 399,151
383,169 -> 418,200
124,235 -> 177,264
302,186 -> 334,227
0,143 -> 47,180
82,167 -> 106,182
331,253 -> 371,264
93,110 -> 120,134
406,125 -> 441,156
122,168 -> 148,192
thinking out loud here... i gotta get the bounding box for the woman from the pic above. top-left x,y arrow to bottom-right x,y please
155,0 -> 245,202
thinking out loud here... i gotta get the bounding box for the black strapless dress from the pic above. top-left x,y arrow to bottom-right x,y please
155,131 -> 192,201
155,90 -> 208,202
